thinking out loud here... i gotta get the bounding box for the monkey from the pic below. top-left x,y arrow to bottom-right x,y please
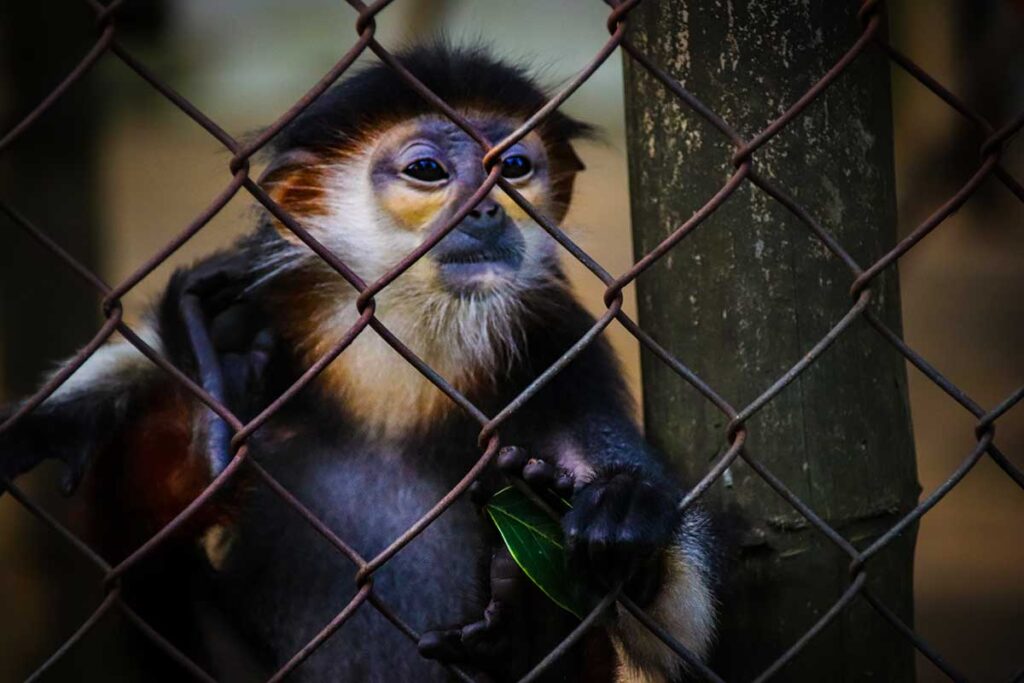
0,44 -> 718,682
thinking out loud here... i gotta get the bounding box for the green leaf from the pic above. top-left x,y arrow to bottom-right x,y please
485,486 -> 596,619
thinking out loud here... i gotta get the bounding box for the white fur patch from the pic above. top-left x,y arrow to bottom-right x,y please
610,519 -> 716,683
550,435 -> 597,485
43,324 -> 162,407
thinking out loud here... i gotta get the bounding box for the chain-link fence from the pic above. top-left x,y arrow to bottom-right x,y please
1,0 -> 1022,681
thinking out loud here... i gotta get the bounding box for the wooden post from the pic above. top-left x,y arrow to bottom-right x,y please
622,2 -> 920,679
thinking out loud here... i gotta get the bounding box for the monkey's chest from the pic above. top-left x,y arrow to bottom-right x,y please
212,433 -> 490,680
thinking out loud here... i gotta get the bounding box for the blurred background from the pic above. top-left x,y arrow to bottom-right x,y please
0,1 -> 1020,680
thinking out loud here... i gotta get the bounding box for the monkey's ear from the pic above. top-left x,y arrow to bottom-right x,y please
257,149 -> 323,185
549,143 -> 587,223
258,149 -> 328,245
564,143 -> 586,173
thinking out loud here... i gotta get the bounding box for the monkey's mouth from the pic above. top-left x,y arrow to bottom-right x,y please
434,245 -> 524,293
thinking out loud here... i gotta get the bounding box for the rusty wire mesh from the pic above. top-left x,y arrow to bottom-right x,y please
1,0 -> 1022,681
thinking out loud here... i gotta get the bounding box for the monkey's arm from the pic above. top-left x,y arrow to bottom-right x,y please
0,251 -> 271,545
524,410 -> 718,681
503,323 -> 718,680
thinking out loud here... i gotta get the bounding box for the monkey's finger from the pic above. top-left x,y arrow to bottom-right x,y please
496,445 -> 528,475
553,471 -> 575,497
468,480 -> 492,509
489,545 -> 525,605
418,628 -> 468,663
522,458 -> 557,490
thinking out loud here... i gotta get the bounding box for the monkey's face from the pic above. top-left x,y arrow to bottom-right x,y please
359,114 -> 566,297
264,112 -> 583,306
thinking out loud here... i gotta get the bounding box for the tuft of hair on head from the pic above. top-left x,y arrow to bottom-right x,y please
265,40 -> 596,163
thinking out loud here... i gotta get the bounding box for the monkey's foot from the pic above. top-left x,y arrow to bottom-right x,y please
418,545 -> 530,675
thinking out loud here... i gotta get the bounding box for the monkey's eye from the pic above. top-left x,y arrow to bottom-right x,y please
501,155 -> 533,180
402,158 -> 449,183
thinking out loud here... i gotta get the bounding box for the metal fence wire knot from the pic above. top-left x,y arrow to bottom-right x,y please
1,0 -> 1021,681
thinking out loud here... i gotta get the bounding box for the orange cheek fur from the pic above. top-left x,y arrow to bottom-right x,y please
381,184 -> 545,231
497,185 -> 544,221
380,188 -> 447,231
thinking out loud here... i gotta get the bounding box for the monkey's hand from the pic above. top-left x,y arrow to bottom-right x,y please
418,544 -> 530,679
563,465 -> 682,607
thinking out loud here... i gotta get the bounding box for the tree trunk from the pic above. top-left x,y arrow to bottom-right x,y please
622,2 -> 920,680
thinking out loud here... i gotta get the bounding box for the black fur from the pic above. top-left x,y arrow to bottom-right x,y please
267,42 -> 594,157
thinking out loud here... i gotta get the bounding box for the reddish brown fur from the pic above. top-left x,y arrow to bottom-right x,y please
85,385 -> 240,558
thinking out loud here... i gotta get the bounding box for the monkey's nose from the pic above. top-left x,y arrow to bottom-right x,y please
458,200 -> 507,244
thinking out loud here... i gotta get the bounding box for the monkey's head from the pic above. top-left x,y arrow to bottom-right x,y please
261,44 -> 593,302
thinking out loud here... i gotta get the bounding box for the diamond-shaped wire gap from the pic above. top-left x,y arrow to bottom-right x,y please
864,311 -> 1024,489
118,601 -> 216,683
230,23 -> 375,161
516,587 -> 622,683
203,463 -> 375,680
365,593 -> 479,683
856,437 -> 1021,681
860,589 -> 969,683
675,300 -> 906,556
483,297 -> 622,435
95,22 -> 379,306
0,23 -> 114,152
612,310 -> 744,512
730,7 -> 882,166
21,589 -> 120,683
745,172 -> 864,277
851,151 -> 999,297
116,1 -> 372,168
251,491 -> 486,681
2,480 -> 154,683
616,39 -> 743,147
267,584 -> 374,682
604,164 -> 749,302
359,435 -> 500,577
858,452 -> 1020,682
684,447 -> 864,678
229,466 -> 476,682
855,432 -> 992,570
879,36 -> 1024,205
0,481 -> 111,573
749,572 -> 868,683
102,169 -> 248,308
862,307 -> 1024,680
7,474 -> 217,683
851,43 -> 1020,294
